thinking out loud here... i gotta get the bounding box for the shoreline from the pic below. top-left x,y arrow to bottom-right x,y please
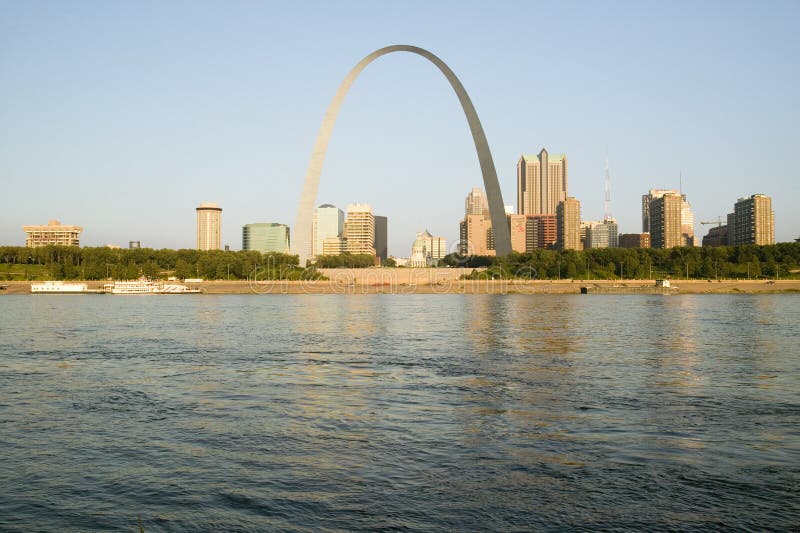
2,278 -> 799,295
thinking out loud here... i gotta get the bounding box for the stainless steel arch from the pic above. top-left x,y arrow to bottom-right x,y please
292,44 -> 512,265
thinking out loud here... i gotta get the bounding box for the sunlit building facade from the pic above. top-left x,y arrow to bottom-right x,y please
459,188 -> 494,256
731,194 -> 774,245
23,220 -> 83,248
312,204 -> 344,258
649,193 -> 683,249
344,203 -> 376,255
196,202 -> 222,251
556,197 -> 581,250
517,149 -> 568,215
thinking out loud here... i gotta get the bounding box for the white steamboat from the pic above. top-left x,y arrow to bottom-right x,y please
107,277 -> 201,294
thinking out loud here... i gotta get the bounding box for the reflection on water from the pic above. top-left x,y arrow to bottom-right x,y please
0,294 -> 799,531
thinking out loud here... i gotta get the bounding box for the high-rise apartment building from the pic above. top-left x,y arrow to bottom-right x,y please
373,215 -> 388,263
344,203 -> 376,255
642,189 -> 694,246
517,149 -> 568,215
649,193 -> 683,249
731,194 -> 774,245
556,197 -> 581,250
196,202 -> 222,251
641,189 -> 676,233
312,204 -> 344,258
23,219 -> 83,247
242,223 -> 290,253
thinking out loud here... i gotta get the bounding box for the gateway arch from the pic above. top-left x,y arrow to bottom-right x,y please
292,44 -> 512,265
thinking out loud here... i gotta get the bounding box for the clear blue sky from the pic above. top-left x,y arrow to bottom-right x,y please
2,0 -> 798,255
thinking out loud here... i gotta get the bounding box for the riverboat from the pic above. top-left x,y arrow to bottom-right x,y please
108,277 -> 201,294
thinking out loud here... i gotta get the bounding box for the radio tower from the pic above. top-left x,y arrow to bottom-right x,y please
604,154 -> 612,221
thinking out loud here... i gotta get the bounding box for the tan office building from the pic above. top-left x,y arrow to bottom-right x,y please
517,149 -> 568,215
459,188 -> 495,256
649,193 -> 683,249
732,194 -> 774,245
344,203 -> 376,255
196,202 -> 222,250
23,220 -> 83,247
556,197 -> 581,250
465,187 -> 489,216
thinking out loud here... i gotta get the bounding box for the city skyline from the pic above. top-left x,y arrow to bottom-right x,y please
1,2 -> 798,255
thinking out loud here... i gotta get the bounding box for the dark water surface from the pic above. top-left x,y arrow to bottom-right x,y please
1,294 -> 798,531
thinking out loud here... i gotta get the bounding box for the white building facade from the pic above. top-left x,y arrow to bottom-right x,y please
312,204 -> 344,258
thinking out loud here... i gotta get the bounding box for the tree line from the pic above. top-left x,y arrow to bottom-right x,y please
2,242 -> 798,281
0,246 -> 324,281
442,242 -> 800,280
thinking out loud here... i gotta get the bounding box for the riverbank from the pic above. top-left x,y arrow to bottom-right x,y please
2,277 -> 799,295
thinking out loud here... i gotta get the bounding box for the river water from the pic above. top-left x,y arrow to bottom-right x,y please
0,294 -> 798,531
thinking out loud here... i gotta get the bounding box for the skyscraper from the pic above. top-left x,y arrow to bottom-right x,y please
373,215 -> 388,263
642,189 -> 694,246
680,199 -> 695,246
460,188 -> 494,256
312,204 -> 344,258
460,215 -> 495,256
556,197 -> 581,250
196,202 -> 222,251
242,223 -> 290,253
344,203 -> 376,255
731,194 -> 774,245
517,148 -> 568,215
649,192 -> 683,249
465,187 -> 489,216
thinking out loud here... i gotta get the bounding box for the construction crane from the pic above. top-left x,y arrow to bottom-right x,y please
701,216 -> 725,227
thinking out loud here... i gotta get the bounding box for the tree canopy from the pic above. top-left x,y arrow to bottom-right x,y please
445,243 -> 800,280
0,246 -> 325,281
